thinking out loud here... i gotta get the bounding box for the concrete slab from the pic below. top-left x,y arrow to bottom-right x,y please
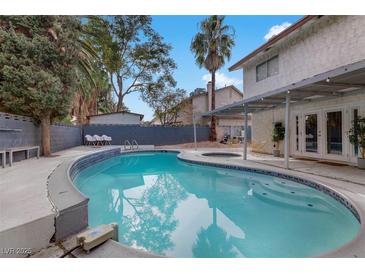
0,145 -> 122,257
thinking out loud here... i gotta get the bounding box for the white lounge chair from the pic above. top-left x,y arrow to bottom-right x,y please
85,135 -> 96,146
102,135 -> 112,145
93,135 -> 104,146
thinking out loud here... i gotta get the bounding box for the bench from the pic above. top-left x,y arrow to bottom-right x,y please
6,146 -> 40,167
0,150 -> 5,168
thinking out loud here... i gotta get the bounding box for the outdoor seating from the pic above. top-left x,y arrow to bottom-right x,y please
5,146 -> 40,167
93,135 -> 104,146
101,135 -> 112,145
84,135 -> 96,146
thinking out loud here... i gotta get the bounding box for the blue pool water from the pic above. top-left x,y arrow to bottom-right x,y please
74,152 -> 360,257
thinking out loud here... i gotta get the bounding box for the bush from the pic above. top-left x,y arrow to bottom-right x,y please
272,122 -> 285,148
348,116 -> 365,159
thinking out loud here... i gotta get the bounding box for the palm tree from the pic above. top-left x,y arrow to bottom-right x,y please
191,16 -> 235,141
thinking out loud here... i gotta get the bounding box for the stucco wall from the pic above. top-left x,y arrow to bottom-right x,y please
251,91 -> 365,158
176,100 -> 193,124
178,86 -> 243,125
215,87 -> 243,107
89,112 -> 141,125
244,16 -> 365,99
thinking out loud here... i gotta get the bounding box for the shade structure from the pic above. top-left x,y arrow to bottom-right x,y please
200,59 -> 365,168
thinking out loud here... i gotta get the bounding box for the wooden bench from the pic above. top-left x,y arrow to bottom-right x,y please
0,150 -> 5,168
6,146 -> 40,167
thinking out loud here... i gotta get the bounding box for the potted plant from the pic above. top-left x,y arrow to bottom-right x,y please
272,122 -> 285,157
348,116 -> 365,169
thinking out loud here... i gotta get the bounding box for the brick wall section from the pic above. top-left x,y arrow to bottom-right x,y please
243,16 -> 365,98
83,124 -> 210,146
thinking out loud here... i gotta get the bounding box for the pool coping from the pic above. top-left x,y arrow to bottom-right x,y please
47,148 -> 365,258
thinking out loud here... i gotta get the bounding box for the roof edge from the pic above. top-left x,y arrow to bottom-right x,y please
87,111 -> 144,120
229,15 -> 317,72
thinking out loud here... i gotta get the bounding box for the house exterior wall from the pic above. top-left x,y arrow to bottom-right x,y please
89,113 -> 141,125
192,94 -> 208,124
251,91 -> 365,163
215,87 -> 243,107
173,86 -> 246,140
175,100 -> 193,124
243,16 -> 365,99
179,85 -> 244,125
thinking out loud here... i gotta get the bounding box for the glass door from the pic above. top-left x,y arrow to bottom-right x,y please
326,110 -> 343,155
305,113 -> 320,154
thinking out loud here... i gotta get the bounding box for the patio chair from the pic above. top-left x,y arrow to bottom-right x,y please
102,135 -> 112,145
85,135 -> 96,146
93,135 -> 104,146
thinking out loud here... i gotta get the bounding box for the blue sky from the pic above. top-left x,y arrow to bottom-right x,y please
123,15 -> 302,121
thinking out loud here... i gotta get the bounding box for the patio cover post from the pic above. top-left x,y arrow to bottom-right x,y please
284,92 -> 291,169
243,104 -> 248,160
193,113 -> 197,151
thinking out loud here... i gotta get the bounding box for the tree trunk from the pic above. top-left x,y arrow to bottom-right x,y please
117,95 -> 124,111
116,76 -> 124,111
210,71 -> 217,141
41,113 -> 51,157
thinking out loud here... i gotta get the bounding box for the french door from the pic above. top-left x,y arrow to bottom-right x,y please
324,109 -> 345,161
291,109 -> 347,161
303,111 -> 323,158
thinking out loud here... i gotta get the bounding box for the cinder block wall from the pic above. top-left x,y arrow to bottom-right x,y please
83,124 -> 210,146
0,112 -> 82,163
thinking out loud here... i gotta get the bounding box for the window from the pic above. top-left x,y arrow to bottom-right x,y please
256,55 -> 279,82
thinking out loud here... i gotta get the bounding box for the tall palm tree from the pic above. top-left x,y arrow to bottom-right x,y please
191,16 -> 235,141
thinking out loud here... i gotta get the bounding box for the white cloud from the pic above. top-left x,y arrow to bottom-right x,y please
264,22 -> 292,41
202,72 -> 242,88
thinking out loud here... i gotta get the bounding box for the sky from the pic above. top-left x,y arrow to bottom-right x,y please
123,15 -> 302,121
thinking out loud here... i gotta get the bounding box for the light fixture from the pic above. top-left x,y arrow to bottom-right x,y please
326,77 -> 331,83
287,90 -> 290,94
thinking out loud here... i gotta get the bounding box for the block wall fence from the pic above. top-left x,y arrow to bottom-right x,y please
0,112 -> 210,162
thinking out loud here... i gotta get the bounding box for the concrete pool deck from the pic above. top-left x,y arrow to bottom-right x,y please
1,145 -> 365,257
0,146 -> 124,257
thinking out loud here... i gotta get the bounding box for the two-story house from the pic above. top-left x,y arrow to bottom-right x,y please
213,15 -> 365,165
157,83 -> 250,140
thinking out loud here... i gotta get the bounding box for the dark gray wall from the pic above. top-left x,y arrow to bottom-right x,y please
51,123 -> 82,153
83,124 -> 210,146
0,112 -> 82,162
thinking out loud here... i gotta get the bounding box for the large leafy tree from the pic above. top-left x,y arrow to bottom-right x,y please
191,16 -> 235,141
85,16 -> 177,111
145,88 -> 187,125
0,16 -> 83,156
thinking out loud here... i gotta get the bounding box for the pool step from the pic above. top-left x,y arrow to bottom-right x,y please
249,181 -> 333,213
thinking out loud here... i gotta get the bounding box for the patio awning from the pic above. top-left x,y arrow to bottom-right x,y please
197,59 -> 365,169
201,59 -> 365,117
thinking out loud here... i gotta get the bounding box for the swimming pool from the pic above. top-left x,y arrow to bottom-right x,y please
74,151 -> 360,258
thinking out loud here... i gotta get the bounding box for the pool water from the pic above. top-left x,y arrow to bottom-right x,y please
74,152 -> 360,258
